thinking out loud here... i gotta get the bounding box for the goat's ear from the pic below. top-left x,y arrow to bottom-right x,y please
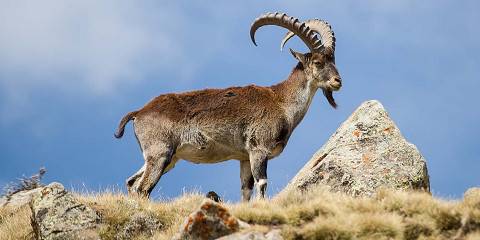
290,48 -> 307,65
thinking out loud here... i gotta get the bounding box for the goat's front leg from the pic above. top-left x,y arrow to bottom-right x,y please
240,160 -> 254,201
249,150 -> 268,200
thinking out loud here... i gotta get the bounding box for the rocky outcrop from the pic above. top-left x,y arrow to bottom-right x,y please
174,199 -> 244,240
30,182 -> 100,240
282,100 -> 430,197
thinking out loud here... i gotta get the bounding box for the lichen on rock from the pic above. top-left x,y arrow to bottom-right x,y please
174,199 -> 241,240
282,100 -> 430,197
30,182 -> 100,240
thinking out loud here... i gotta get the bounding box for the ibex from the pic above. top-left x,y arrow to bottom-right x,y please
115,12 -> 342,201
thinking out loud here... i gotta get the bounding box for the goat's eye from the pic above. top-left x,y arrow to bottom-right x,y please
314,61 -> 324,68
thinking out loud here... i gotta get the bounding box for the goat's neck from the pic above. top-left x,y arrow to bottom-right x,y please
272,64 -> 318,128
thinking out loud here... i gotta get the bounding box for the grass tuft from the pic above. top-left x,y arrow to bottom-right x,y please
0,205 -> 34,240
229,200 -> 287,225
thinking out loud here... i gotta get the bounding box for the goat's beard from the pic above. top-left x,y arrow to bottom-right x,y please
323,89 -> 337,108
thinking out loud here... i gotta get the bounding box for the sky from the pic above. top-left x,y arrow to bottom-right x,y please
1,0 -> 479,201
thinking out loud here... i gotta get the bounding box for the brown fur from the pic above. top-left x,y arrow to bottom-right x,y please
138,84 -> 282,125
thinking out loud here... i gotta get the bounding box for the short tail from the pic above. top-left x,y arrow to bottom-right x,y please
114,111 -> 138,139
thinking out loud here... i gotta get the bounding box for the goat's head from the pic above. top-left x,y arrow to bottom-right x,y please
250,13 -> 341,108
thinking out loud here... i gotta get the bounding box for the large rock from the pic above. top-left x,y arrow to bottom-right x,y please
283,100 -> 430,197
30,182 -> 100,240
174,199 -> 242,240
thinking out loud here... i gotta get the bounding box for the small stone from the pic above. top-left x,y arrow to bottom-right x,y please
174,199 -> 240,240
206,191 -> 222,202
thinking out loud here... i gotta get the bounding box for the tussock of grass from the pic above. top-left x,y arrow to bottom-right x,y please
0,205 -> 34,240
228,200 -> 286,225
1,187 -> 479,239
76,191 -> 205,240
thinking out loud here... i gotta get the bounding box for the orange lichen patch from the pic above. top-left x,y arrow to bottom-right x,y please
194,211 -> 206,223
225,217 -> 239,230
218,208 -> 229,220
184,216 -> 194,232
383,126 -> 393,133
41,187 -> 52,197
201,202 -> 212,210
217,205 -> 228,213
362,153 -> 371,165
353,129 -> 361,137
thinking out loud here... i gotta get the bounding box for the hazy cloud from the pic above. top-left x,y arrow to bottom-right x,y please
0,1 -> 184,93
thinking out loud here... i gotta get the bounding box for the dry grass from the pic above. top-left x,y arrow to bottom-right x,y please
228,187 -> 479,240
0,187 -> 479,240
76,190 -> 205,240
0,205 -> 34,240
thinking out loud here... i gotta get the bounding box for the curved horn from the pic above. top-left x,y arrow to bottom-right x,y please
250,12 -> 322,52
280,19 -> 336,52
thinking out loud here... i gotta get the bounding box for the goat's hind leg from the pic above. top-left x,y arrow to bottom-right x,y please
131,144 -> 175,198
126,163 -> 145,194
127,125 -> 147,195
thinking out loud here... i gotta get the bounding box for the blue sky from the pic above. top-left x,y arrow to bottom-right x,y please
1,1 -> 478,201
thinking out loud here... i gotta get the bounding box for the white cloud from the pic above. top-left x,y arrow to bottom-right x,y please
0,0 -> 187,94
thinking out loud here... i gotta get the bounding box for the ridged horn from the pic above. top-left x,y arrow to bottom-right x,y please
250,12 -> 322,52
280,19 -> 336,53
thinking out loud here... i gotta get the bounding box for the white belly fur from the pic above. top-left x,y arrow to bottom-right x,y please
175,141 -> 248,163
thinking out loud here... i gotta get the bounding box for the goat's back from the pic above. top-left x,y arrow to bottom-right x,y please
137,85 -> 284,125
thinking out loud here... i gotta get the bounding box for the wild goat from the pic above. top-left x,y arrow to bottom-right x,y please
115,12 -> 342,201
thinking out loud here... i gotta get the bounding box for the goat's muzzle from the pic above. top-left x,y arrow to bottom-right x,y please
329,77 -> 342,91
